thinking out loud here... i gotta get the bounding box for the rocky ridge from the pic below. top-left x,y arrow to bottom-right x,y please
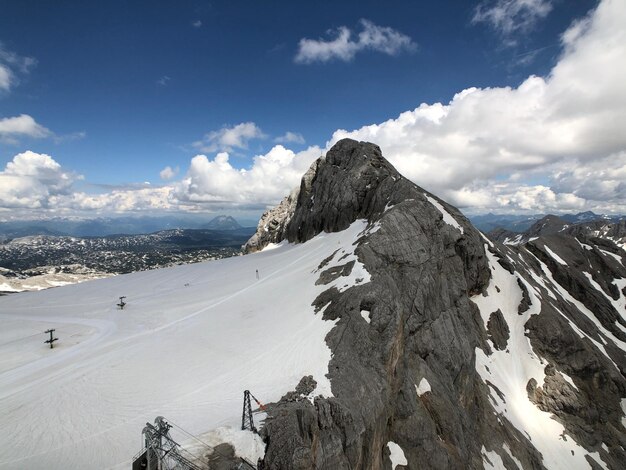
243,139 -> 625,469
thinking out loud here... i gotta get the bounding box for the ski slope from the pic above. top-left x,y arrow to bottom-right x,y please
0,221 -> 370,469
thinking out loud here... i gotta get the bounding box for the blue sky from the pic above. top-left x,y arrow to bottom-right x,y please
2,0 -> 625,221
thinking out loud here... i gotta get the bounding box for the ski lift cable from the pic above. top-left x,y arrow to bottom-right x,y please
167,420 -> 215,453
168,419 -> 251,466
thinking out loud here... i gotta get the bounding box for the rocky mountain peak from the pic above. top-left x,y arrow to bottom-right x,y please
245,139 -> 625,470
246,138 -> 422,252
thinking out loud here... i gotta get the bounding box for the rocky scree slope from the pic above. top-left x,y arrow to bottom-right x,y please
244,139 -> 626,469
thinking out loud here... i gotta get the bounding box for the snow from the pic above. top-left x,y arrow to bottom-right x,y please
544,245 -> 567,265
599,249 -> 622,263
502,443 -> 522,470
611,277 -> 626,322
0,220 -> 372,469
587,452 -> 609,470
386,441 -> 407,469
504,234 -> 523,246
472,246 -> 603,469
415,378 -> 431,396
560,372 -> 579,391
183,426 -> 265,466
583,273 -> 626,325
0,271 -> 111,293
540,266 -> 626,353
360,309 -> 371,323
423,193 -> 464,234
481,446 -> 505,469
317,221 -> 373,293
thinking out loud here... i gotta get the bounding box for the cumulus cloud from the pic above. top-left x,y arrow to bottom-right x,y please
0,151 -> 78,209
193,122 -> 266,153
4,0 -> 625,218
192,20 -> 202,28
159,165 -> 179,180
274,131 -> 305,145
174,145 -> 321,205
0,114 -> 52,144
327,0 -> 626,214
295,19 -> 416,64
0,43 -> 36,92
473,0 -> 553,38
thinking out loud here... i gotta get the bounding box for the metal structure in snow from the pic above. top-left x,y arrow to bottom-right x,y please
44,329 -> 58,349
241,390 -> 266,434
133,416 -> 202,470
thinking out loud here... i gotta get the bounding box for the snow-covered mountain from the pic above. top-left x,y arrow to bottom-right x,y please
0,139 -> 624,469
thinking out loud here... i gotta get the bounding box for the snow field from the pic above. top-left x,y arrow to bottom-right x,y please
472,246 -> 608,469
0,221 -> 373,469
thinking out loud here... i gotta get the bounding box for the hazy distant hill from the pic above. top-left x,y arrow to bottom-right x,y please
469,211 -> 623,233
0,215 -> 252,238
202,215 -> 242,231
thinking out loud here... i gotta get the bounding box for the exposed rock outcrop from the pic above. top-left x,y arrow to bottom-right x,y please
244,139 -> 626,470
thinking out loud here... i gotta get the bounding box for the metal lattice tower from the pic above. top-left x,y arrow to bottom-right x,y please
242,390 -> 256,433
137,416 -> 201,470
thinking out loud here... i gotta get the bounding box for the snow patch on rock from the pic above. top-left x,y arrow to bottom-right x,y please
423,193 -> 464,234
415,377 -> 431,396
360,309 -> 371,324
387,441 -> 407,469
544,245 -> 567,265
473,247 -> 596,469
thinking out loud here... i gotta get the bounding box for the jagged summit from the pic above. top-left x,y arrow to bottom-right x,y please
245,138 -> 472,253
244,139 -> 625,470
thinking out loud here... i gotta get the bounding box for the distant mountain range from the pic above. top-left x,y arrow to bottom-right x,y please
0,226 -> 255,292
0,215 -> 252,239
469,211 -> 624,233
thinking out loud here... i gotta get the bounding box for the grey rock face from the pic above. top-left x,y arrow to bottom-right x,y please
487,309 -> 510,350
243,190 -> 299,253
243,139 -> 625,470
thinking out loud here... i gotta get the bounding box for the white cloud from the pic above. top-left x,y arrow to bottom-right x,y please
274,131 -> 305,145
192,20 -> 202,28
174,145 -> 321,205
159,165 -> 179,180
0,151 -> 78,209
326,0 -> 626,214
54,187 -> 174,213
193,122 -> 266,153
0,43 -> 36,93
4,1 -> 625,218
473,0 -> 553,38
295,19 -> 416,64
0,114 -> 52,144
